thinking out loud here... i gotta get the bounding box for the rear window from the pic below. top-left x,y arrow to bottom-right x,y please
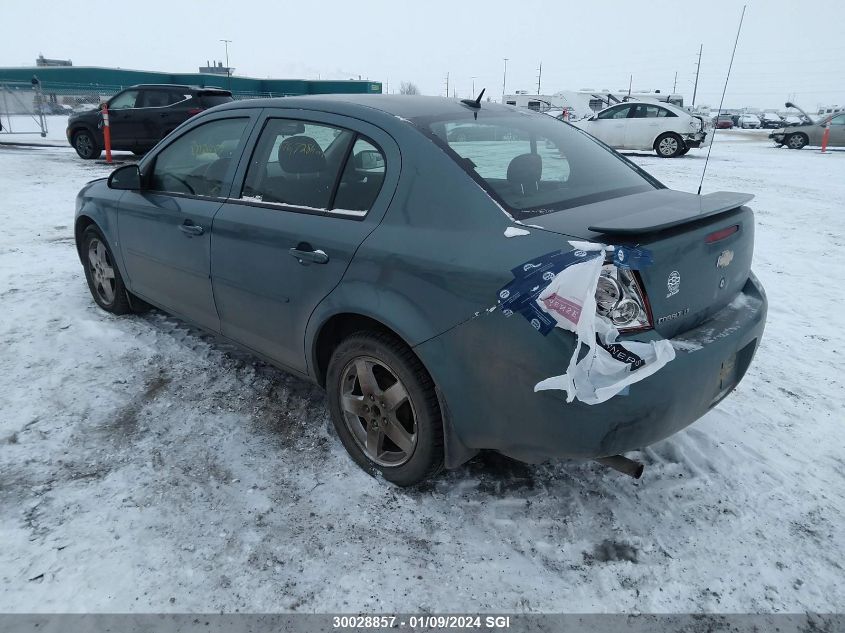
415,110 -> 659,219
198,93 -> 234,107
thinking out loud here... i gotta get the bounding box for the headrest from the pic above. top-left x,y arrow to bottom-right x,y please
507,153 -> 542,188
277,136 -> 326,174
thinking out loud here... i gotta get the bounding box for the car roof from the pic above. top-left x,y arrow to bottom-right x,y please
211,94 -> 516,120
126,84 -> 230,92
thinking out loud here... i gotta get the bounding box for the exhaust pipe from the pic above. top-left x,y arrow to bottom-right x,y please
596,455 -> 644,479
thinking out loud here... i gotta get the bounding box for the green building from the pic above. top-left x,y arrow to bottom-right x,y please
0,65 -> 382,101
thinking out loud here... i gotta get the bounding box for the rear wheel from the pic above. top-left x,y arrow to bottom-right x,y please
678,146 -> 691,156
786,133 -> 808,149
655,133 -> 684,158
72,130 -> 101,160
326,331 -> 444,486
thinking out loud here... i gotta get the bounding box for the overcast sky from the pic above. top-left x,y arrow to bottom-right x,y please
1,0 -> 842,110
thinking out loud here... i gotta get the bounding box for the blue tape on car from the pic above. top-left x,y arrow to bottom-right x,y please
499,248 -> 602,336
510,248 -> 601,280
613,246 -> 653,269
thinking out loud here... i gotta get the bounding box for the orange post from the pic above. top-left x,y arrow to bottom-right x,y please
821,119 -> 830,153
101,103 -> 112,163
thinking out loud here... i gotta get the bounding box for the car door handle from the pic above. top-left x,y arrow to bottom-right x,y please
179,221 -> 204,237
289,245 -> 329,265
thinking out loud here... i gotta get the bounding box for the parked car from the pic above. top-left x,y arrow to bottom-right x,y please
770,108 -> 845,149
572,100 -> 712,157
715,114 -> 734,129
74,95 -> 766,485
737,114 -> 761,129
760,112 -> 784,129
65,84 -> 233,159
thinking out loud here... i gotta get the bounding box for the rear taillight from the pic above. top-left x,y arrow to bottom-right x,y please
595,264 -> 652,332
706,224 -> 739,243
187,108 -> 204,117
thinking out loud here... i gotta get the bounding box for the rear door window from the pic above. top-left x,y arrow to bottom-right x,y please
241,118 -> 356,211
149,117 -> 249,197
137,90 -> 171,108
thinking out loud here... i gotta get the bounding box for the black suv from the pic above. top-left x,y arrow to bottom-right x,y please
66,84 -> 233,159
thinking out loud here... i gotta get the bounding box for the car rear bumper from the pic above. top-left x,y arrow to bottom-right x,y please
683,130 -> 711,148
416,273 -> 767,466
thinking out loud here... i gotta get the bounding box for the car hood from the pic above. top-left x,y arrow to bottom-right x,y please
526,189 -> 754,240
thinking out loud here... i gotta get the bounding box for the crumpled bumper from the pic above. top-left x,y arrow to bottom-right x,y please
415,273 -> 767,466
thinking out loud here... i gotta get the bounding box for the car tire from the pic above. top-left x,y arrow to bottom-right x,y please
326,331 -> 444,486
132,149 -> 147,157
655,133 -> 684,158
786,133 -> 808,150
80,226 -> 133,315
678,146 -> 690,156
72,129 -> 102,160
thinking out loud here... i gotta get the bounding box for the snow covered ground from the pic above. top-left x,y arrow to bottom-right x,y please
0,132 -> 843,614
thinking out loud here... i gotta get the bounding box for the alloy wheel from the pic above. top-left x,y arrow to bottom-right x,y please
87,238 -> 116,304
787,134 -> 806,149
658,136 -> 679,156
76,133 -> 93,158
339,356 -> 418,467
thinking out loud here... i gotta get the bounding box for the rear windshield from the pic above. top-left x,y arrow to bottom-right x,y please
414,109 -> 659,219
199,93 -> 234,107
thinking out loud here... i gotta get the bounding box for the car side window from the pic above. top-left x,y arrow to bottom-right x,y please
168,90 -> 190,105
149,118 -> 249,197
137,90 -> 170,108
332,137 -> 386,215
109,90 -> 139,110
597,105 -> 632,120
829,115 -> 845,126
241,118 -> 354,210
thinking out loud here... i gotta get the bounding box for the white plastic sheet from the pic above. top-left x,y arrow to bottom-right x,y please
533,243 -> 676,405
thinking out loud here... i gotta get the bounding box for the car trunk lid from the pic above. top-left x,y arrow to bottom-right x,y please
526,189 -> 755,338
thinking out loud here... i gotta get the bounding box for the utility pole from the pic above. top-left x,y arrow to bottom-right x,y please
220,39 -> 232,90
673,71 -> 678,93
692,44 -> 703,107
536,61 -> 542,94
471,76 -> 477,97
502,58 -> 508,103
628,74 -> 632,98
445,72 -> 449,98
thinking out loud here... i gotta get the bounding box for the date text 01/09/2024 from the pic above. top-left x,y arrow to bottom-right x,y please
332,615 -> 512,629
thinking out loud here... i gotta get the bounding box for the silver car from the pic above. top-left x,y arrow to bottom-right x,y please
770,102 -> 845,149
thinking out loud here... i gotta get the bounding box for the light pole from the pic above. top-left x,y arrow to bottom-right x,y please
502,58 -> 508,104
471,76 -> 477,98
220,39 -> 232,89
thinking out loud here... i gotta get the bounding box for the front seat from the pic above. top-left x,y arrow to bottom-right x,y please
274,135 -> 330,208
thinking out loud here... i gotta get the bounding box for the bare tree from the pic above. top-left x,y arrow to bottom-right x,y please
399,81 -> 420,95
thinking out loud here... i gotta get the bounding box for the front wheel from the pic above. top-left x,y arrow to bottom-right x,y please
81,226 -> 132,314
678,146 -> 691,156
72,130 -> 101,160
655,133 -> 684,158
786,133 -> 808,149
326,331 -> 444,486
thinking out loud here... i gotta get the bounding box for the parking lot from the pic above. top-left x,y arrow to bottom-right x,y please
1,130 -> 843,613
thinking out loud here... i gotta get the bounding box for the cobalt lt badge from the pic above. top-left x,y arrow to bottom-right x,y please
716,249 -> 734,269
666,270 -> 681,298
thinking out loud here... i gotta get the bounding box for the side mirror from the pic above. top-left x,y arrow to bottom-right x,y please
108,164 -> 141,190
354,149 -> 385,171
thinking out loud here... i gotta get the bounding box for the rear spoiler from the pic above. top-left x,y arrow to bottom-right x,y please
588,190 -> 754,235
